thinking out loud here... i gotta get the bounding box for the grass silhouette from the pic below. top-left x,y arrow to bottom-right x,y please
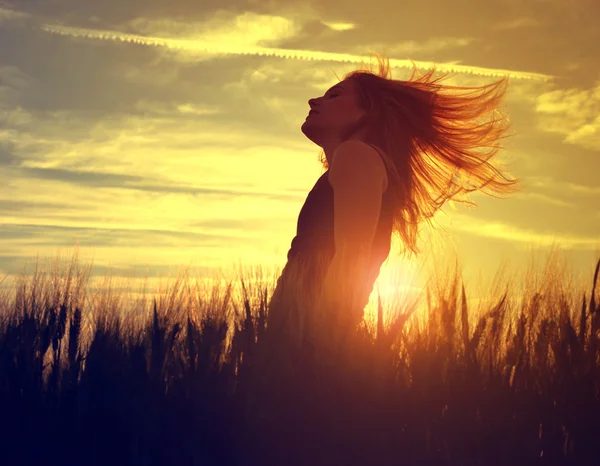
0,245 -> 599,466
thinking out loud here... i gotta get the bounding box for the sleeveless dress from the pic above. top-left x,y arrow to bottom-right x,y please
243,144 -> 395,444
266,143 -> 394,350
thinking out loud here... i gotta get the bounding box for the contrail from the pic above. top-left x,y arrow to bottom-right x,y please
40,23 -> 553,82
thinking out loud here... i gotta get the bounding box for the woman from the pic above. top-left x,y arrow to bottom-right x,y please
264,52 -> 520,362
242,54 -> 522,464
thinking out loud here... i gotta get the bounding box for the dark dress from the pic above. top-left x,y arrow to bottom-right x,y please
267,144 -> 395,349
243,146 -> 395,463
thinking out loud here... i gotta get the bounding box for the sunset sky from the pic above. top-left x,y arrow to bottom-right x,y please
1,0 -> 598,311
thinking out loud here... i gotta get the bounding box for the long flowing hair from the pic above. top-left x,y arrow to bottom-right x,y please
318,52 -> 521,258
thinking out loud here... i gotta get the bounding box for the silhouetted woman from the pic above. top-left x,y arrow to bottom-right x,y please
242,52 -> 522,466
264,52 -> 520,363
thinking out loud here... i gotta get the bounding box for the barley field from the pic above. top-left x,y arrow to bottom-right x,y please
0,246 -> 599,466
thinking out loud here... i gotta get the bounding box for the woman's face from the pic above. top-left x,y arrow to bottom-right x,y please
301,79 -> 367,150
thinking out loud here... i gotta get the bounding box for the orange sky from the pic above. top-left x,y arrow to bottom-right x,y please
0,1 -> 598,313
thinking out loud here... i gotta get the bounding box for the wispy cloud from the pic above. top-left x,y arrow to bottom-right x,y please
0,7 -> 30,23
357,36 -> 476,57
127,13 -> 301,46
0,65 -> 36,104
14,164 -> 305,202
322,21 -> 357,32
512,192 -> 574,208
450,215 -> 599,251
535,82 -> 600,149
38,23 -> 553,81
525,176 -> 600,196
492,17 -> 540,31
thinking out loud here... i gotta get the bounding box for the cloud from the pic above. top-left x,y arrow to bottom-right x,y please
535,81 -> 600,149
526,176 -> 600,196
175,103 -> 219,116
492,17 -> 540,31
0,221 -> 237,282
127,12 -> 301,47
12,164 -> 305,202
0,222 -> 236,246
450,215 -> 599,251
124,100 -> 221,118
0,7 -> 30,24
322,21 -> 356,32
0,140 -> 24,167
354,36 -> 476,57
512,192 -> 574,208
0,106 -> 34,128
39,22 -> 554,81
0,65 -> 36,104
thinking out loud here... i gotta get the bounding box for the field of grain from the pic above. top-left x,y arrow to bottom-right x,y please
0,246 -> 598,466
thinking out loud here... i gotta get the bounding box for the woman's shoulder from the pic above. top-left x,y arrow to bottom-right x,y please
328,140 -> 389,192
